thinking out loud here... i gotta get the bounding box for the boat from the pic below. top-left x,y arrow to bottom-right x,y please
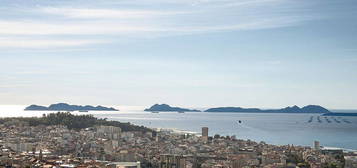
237,120 -> 242,124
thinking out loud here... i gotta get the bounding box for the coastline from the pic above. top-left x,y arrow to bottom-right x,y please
148,126 -> 357,152
1,105 -> 357,151
1,113 -> 352,167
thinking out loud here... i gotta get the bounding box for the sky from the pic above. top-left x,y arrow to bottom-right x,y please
0,0 -> 357,109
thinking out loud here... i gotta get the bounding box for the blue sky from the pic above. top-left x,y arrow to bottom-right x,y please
0,0 -> 356,109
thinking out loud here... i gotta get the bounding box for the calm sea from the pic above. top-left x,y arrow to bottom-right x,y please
1,105 -> 357,151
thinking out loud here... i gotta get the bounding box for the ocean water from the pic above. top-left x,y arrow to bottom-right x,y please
1,105 -> 357,150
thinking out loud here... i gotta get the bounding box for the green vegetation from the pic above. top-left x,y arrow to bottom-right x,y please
0,112 -> 152,132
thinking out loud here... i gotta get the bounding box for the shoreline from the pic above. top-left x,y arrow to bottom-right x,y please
148,126 -> 357,152
1,108 -> 357,151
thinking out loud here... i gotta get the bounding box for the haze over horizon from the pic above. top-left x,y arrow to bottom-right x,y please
1,0 -> 357,109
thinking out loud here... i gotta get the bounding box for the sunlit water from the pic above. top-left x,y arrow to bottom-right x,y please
1,105 -> 357,150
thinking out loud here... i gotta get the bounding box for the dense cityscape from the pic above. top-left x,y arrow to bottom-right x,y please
0,113 -> 356,168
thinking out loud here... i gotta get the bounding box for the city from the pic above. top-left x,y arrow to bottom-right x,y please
0,113 -> 356,168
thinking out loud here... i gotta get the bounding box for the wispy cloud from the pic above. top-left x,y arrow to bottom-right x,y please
0,14 -> 311,36
40,7 -> 190,19
0,0 -> 316,48
0,37 -> 107,48
103,0 -> 281,7
0,84 -> 29,88
0,20 -> 157,35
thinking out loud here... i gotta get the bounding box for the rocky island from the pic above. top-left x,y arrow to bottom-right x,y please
25,103 -> 119,111
205,105 -> 330,113
144,104 -> 200,112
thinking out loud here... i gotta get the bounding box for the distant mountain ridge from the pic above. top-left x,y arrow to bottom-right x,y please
144,104 -> 200,112
25,103 -> 119,111
205,105 -> 330,113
